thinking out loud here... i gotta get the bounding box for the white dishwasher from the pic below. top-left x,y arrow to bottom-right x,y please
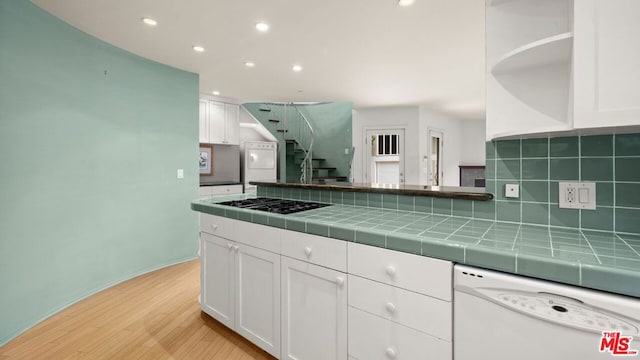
454,265 -> 640,360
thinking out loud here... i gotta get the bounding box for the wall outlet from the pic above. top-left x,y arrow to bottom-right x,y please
505,184 -> 519,198
344,148 -> 349,155
559,181 -> 596,210
177,169 -> 184,179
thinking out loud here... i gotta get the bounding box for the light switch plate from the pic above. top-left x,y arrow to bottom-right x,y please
559,181 -> 596,210
177,169 -> 184,179
505,184 -> 519,198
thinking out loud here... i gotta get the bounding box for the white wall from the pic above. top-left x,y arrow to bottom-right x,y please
352,106 -> 420,184
353,106 -> 486,187
460,119 -> 486,165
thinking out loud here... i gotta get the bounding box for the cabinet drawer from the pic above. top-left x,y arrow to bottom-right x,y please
347,242 -> 452,301
348,275 -> 451,341
200,214 -> 235,239
281,230 -> 347,272
348,307 -> 451,360
211,184 -> 243,196
236,221 -> 280,254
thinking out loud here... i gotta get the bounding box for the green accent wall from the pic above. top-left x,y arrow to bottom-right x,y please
244,102 -> 353,182
0,1 -> 199,345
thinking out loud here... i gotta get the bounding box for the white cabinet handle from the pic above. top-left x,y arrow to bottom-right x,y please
385,347 -> 397,359
227,243 -> 233,250
304,246 -> 312,258
385,265 -> 397,278
212,224 -> 218,231
385,302 -> 396,314
336,277 -> 345,287
233,245 -> 239,252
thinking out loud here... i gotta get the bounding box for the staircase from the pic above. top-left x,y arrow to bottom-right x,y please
251,103 -> 348,184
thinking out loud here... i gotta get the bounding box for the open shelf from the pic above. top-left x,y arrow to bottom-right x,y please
491,32 -> 573,74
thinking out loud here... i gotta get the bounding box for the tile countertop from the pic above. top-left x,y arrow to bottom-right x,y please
191,194 -> 640,298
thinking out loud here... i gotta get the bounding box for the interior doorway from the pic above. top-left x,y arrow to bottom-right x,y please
428,129 -> 444,186
364,128 -> 405,185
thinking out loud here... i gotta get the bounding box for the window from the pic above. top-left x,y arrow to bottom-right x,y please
371,134 -> 400,156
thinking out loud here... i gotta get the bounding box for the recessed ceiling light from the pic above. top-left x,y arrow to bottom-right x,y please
398,0 -> 415,6
244,62 -> 256,68
255,22 -> 269,32
141,17 -> 158,26
292,65 -> 303,72
212,91 -> 220,96
192,45 -> 205,52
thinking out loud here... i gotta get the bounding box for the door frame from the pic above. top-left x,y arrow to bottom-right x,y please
427,128 -> 444,186
363,126 -> 406,184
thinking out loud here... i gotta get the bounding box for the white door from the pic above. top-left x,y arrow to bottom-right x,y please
281,257 -> 348,360
225,103 -> 240,145
199,99 -> 209,143
201,233 -> 235,329
428,130 -> 444,186
364,129 -> 405,185
235,244 -> 281,358
208,101 -> 226,144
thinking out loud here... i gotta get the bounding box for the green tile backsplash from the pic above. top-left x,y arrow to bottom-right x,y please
488,133 -> 640,233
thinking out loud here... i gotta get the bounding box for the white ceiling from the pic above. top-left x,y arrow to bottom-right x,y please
33,0 -> 486,120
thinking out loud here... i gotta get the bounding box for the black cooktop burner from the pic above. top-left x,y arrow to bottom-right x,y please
218,197 -> 331,215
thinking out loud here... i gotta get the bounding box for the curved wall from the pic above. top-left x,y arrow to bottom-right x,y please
0,1 -> 199,345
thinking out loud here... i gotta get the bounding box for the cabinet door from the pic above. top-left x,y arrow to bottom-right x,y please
574,0 -> 640,128
281,257 -> 347,360
225,103 -> 240,145
234,244 -> 280,358
208,101 -> 226,144
201,233 -> 234,329
199,99 -> 209,143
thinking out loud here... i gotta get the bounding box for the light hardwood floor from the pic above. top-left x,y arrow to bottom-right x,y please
0,260 -> 275,360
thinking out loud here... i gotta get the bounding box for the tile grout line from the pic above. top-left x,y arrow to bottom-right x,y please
519,138 -> 523,226
579,230 -> 602,265
578,134 -> 582,231
615,234 -> 640,257
443,218 -> 474,243
547,137 -> 552,229
511,223 -> 523,251
613,133 -> 617,233
548,226 -> 555,257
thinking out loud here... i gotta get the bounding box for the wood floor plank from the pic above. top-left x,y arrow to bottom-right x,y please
0,260 -> 275,360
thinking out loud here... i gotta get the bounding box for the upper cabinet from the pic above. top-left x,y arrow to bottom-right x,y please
486,0 -> 573,140
199,99 -> 240,145
573,0 -> 640,129
486,0 -> 640,140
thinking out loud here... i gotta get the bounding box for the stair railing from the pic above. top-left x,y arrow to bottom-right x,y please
290,104 -> 314,183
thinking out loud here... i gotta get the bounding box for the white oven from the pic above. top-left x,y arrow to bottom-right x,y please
243,141 -> 277,192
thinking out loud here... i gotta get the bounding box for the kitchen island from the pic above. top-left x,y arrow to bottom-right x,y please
192,183 -> 640,360
193,189 -> 640,298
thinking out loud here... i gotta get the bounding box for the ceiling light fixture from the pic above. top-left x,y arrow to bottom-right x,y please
245,62 -> 256,68
212,91 -> 220,96
292,65 -> 303,72
398,0 -> 415,6
192,45 -> 205,52
141,17 -> 158,26
255,22 -> 269,32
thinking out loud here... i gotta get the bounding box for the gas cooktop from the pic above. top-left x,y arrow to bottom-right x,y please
218,197 -> 331,215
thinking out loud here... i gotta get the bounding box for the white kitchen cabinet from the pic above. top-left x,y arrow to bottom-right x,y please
347,242 -> 452,360
199,99 -> 209,143
199,99 -> 240,145
234,243 -> 280,358
200,219 -> 280,358
281,256 -> 347,360
486,0 -> 573,140
573,0 -> 640,129
486,0 -> 640,140
201,233 -> 235,329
